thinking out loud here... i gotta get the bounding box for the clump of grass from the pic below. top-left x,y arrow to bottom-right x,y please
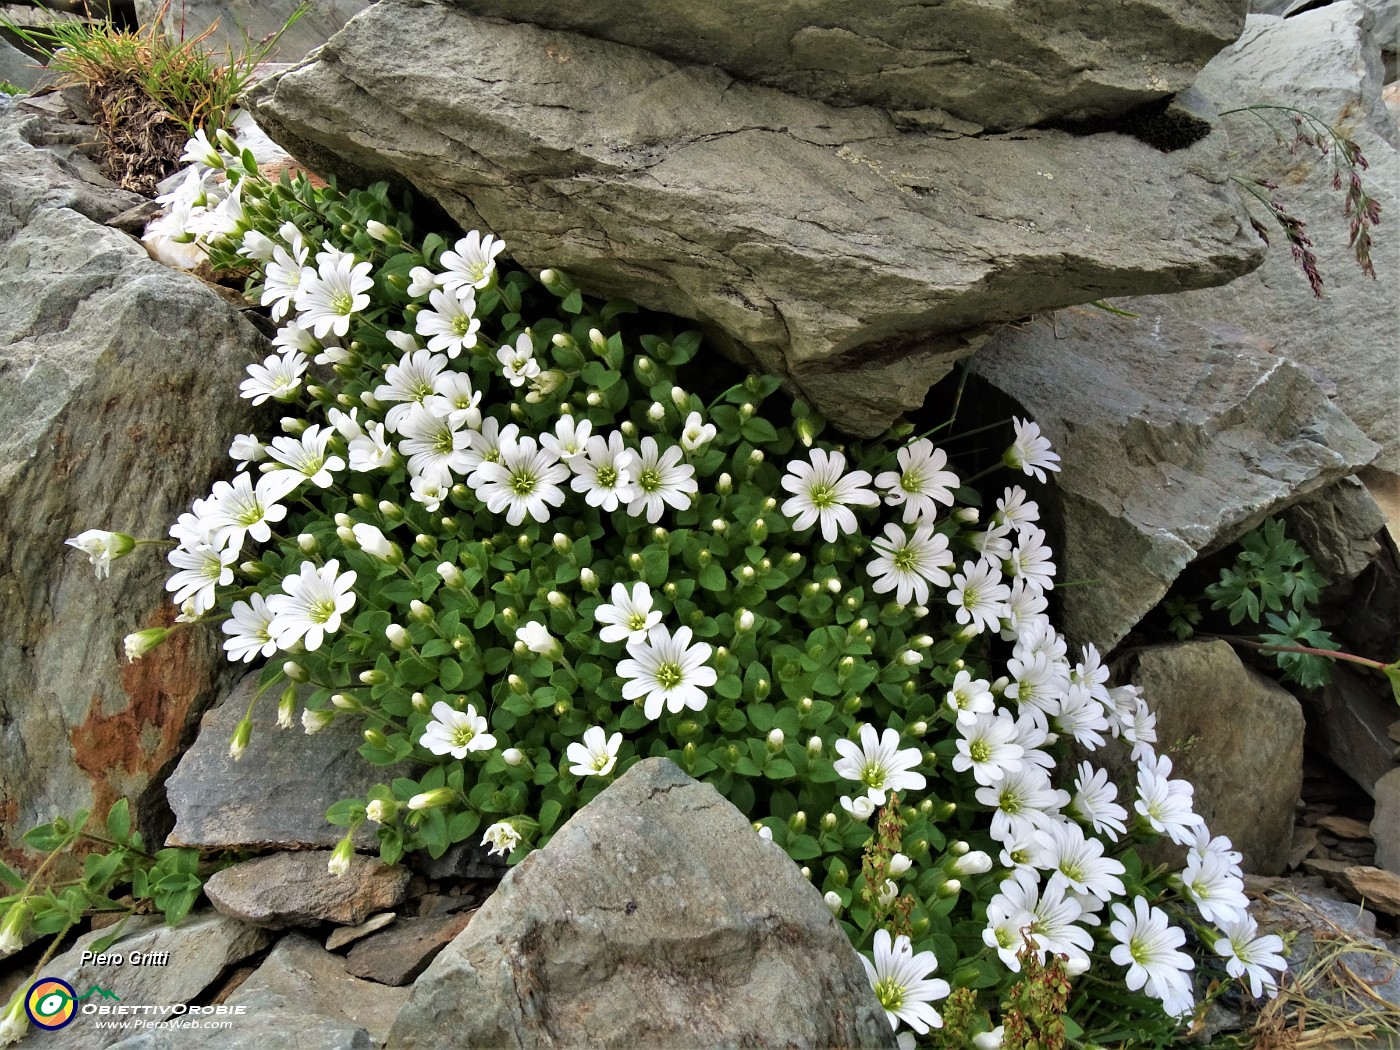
0,80 -> 24,96
1,1 -> 303,195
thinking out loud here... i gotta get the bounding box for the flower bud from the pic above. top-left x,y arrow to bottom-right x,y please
937,878 -> 962,899
586,390 -> 602,406
239,559 -> 269,578
363,728 -> 388,749
796,418 -> 816,447
716,472 -> 733,496
888,853 -> 913,877
629,552 -> 644,572
358,669 -> 386,686
553,699 -> 572,716
754,678 -> 770,700
579,567 -> 599,593
378,500 -> 403,520
789,811 -> 807,834
739,565 -> 756,582
954,507 -> 979,524
413,534 -> 436,555
647,401 -> 666,423
552,332 -> 576,350
327,834 -> 355,877
766,728 -> 785,752
937,801 -> 957,821
736,609 -> 755,632
739,402 -> 755,419
366,219 -> 402,246
502,747 -> 525,766
302,708 -> 335,734
799,696 -> 814,713
801,866 -> 812,880
366,799 -> 398,824
552,532 -> 572,554
437,561 -> 465,589
588,327 -> 608,354
908,720 -> 928,737
386,623 -> 411,649
408,600 -> 433,623
749,449 -> 764,465
123,627 -> 171,663
297,533 -> 317,552
508,674 -> 529,695
821,812 -> 838,832
806,735 -> 822,757
336,525 -> 356,546
547,590 -> 568,610
229,717 -> 252,761
283,660 -> 309,682
749,518 -> 767,543
411,692 -> 428,712
824,890 -> 842,915
280,415 -> 307,435
953,850 -> 993,876
900,650 -> 923,666
349,496 -> 370,513
501,607 -> 518,627
408,788 -> 454,811
712,518 -> 728,533
332,692 -> 360,709
277,685 -> 297,729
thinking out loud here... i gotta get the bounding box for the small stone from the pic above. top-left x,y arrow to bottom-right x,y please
345,913 -> 475,986
1315,815 -> 1376,840
1286,825 -> 1320,870
1340,866 -> 1400,918
326,911 -> 398,952
205,852 -> 411,928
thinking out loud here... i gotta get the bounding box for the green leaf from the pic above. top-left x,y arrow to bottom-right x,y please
439,658 -> 464,691
540,799 -> 563,834
105,799 -> 131,844
698,562 -> 727,592
640,545 -> 669,587
0,861 -> 24,891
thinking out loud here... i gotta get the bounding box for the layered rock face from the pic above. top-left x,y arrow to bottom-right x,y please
248,0 -> 1264,436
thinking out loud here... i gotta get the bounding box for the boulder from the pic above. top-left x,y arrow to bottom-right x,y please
248,0 -> 1266,437
107,933 -> 410,1050
0,37 -> 46,93
1373,768 -> 1400,874
389,758 -> 895,1049
969,302 -> 1376,649
0,106 -> 265,869
343,912 -> 475,986
34,911 -> 272,1050
134,0 -> 370,64
165,672 -> 416,852
1307,665 -> 1399,795
204,852 -> 412,928
438,0 -> 1249,131
1127,641 -> 1306,874
1281,475 -> 1387,584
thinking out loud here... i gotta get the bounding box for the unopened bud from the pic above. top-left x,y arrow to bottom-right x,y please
363,728 -> 387,749
298,533 -> 317,552
579,567 -> 599,593
386,623 -> 411,649
766,728 -> 785,752
358,669 -> 386,685
806,736 -> 822,757
378,500 -> 402,520
502,747 -> 525,766
824,890 -> 842,915
437,562 -> 465,588
229,717 -> 252,761
408,788 -> 454,811
409,600 -> 433,622
283,660 -> 309,682
366,799 -> 398,824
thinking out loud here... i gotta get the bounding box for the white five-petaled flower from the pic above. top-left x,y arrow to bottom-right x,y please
295,246 -> 373,339
1177,850 -> 1249,926
166,543 -> 239,614
179,128 -> 223,170
861,929 -> 950,1034
595,582 -> 662,644
420,700 -> 497,759
481,820 -> 520,857
470,435 -> 569,525
415,286 -> 480,358
396,403 -> 473,485
266,425 -> 345,489
833,724 -> 926,806
1213,912 -> 1287,999
516,620 -> 561,660
874,439 -> 960,524
946,669 -> 995,726
262,238 -> 309,321
679,411 -> 717,453
497,332 -> 541,388
240,349 -> 307,404
779,448 -> 880,543
425,371 -> 483,431
866,522 -> 954,606
266,558 -> 358,652
65,529 -> 135,579
948,559 -> 1012,635
1035,818 -> 1127,902
439,230 -> 505,292
541,414 -> 593,461
204,471 -> 301,553
349,422 -> 396,474
375,348 -> 449,432
995,485 -> 1040,532
570,430 -> 640,511
1134,752 -> 1205,845
1109,896 -> 1196,1018
1007,526 -> 1056,591
1069,760 -> 1128,841
841,795 -> 877,821
952,710 -> 1024,787
617,624 -> 716,720
1004,417 -> 1062,483
626,436 -> 697,523
221,593 -> 278,662
566,726 -> 622,777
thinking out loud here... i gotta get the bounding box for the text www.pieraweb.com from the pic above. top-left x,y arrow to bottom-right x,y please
81,1003 -> 245,1033
92,1019 -> 234,1033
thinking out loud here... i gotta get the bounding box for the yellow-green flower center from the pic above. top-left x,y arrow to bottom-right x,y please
654,662 -> 683,690
873,976 -> 904,1015
639,467 -> 662,493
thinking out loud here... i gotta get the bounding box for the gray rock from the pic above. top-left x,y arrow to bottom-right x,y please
1168,3 -> 1400,471
440,0 -> 1248,131
389,758 -> 894,1049
1376,769 -> 1400,874
134,0 -> 370,64
248,0 -> 1265,437
409,841 -> 506,882
1254,889 -> 1400,1012
1128,641 -> 1305,875
1307,665 -> 1400,795
107,933 -> 410,1050
204,852 -> 411,928
1282,475 -> 1387,584
0,37 -> 45,92
34,912 -> 271,1050
969,303 -> 1376,649
0,107 -> 263,858
325,911 -> 398,951
344,912 -> 474,986
165,671 -> 416,852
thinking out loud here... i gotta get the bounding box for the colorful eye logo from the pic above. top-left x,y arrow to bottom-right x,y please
26,978 -> 77,1030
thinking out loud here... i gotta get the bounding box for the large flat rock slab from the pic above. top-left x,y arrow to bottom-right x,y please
249,0 -> 1265,436
441,0 -> 1248,130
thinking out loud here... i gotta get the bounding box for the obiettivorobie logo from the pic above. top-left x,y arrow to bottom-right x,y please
25,979 -> 120,1031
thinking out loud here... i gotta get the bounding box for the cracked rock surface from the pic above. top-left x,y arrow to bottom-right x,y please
249,0 -> 1265,435
388,758 -> 893,1049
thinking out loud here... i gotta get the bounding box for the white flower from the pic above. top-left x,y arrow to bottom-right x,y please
375,349 -> 448,432
481,820 -> 521,857
1005,651 -> 1068,720
1213,912 -> 1287,999
1035,818 -> 1126,902
407,265 -> 442,297
1068,761 -> 1128,841
1189,827 -> 1244,869
867,522 -> 954,606
239,230 -> 277,263
424,372 -> 483,431
1178,850 -> 1248,926
595,582 -> 662,644
779,448 -> 879,543
262,239 -> 309,321
440,230 -> 505,292
1007,526 -> 1056,591
841,795 -> 877,821
995,485 -> 1039,531
1135,753 -> 1205,845
1054,686 -> 1112,751
983,870 -> 1037,970
948,559 -> 1011,635
166,543 -> 238,614
420,700 -> 497,759
976,765 -> 1066,844
266,558 -> 358,652
240,349 -> 306,404
124,627 -> 170,662
294,246 -> 373,340
874,439 -> 960,524
497,331 -> 541,388
1005,417 -> 1062,483
222,593 -> 278,662
470,435 -> 569,525
302,708 -> 335,734
461,417 -> 520,477
617,624 -> 716,720
204,471 -> 300,553
679,411 -> 717,452
397,403 -> 472,484
566,726 -> 622,776
266,425 -> 345,489
541,414 -> 593,461
952,710 -> 1023,787
953,850 -> 993,876
351,523 -> 394,559
861,928 -> 950,1034
833,724 -> 926,805
229,433 -> 266,469
973,1027 -> 1004,1050
571,430 -> 640,511
327,838 -> 354,877
516,620 -> 561,659
1109,896 -> 1196,1017
349,422 -> 396,473
65,529 -> 135,579
626,436 -> 697,523
415,286 -> 480,358
180,128 -> 223,170
946,670 -> 995,726
410,474 -> 448,512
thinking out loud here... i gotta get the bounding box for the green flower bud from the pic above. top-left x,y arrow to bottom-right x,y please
277,685 -> 297,729
363,728 -> 388,749
229,717 -> 252,761
298,533 -> 317,552
283,660 -> 309,682
408,788 -> 454,811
